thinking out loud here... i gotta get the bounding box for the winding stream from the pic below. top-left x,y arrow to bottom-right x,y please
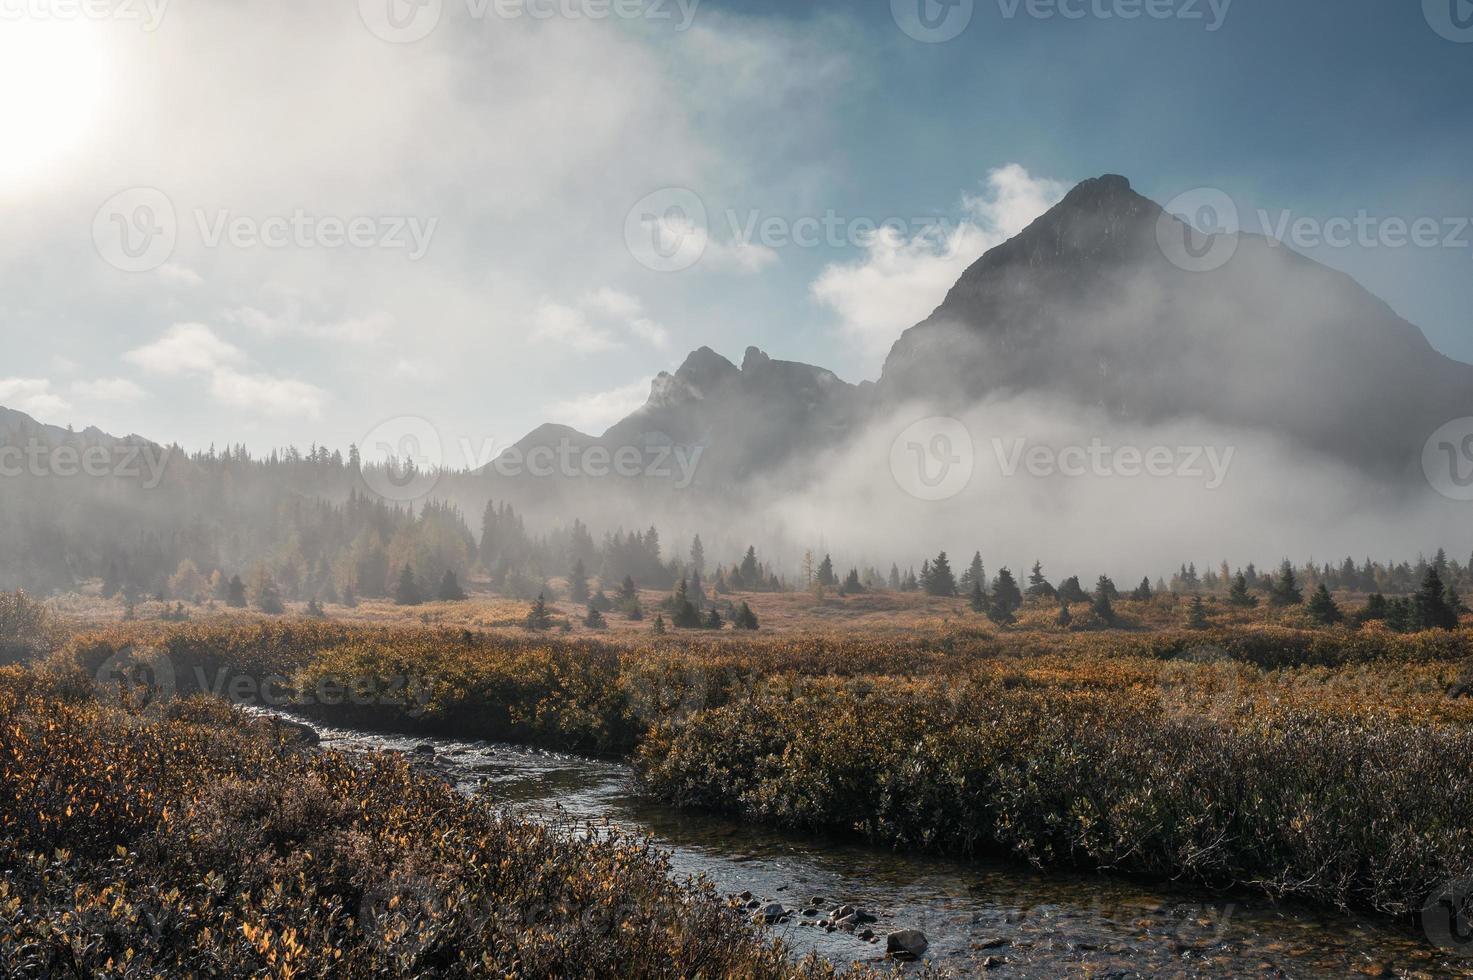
271,713 -> 1470,978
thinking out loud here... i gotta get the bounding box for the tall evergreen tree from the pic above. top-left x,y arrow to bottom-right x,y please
1092,576 -> 1117,625
991,567 -> 1023,617
816,554 -> 836,588
524,593 -> 553,631
394,564 -> 423,606
689,535 -> 705,576
568,559 -> 590,604
437,569 -> 467,601
1228,571 -> 1259,608
926,551 -> 958,597
1307,584 -> 1343,626
1026,561 -> 1056,601
1131,576 -> 1153,602
969,579 -> 989,614
1269,560 -> 1303,607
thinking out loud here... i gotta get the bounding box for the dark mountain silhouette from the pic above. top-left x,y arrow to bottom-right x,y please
877,174 -> 1473,476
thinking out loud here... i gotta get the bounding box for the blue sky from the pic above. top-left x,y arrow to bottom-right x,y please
1,0 -> 1469,464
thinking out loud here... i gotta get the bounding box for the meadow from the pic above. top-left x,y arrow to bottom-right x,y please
7,586 -> 1473,972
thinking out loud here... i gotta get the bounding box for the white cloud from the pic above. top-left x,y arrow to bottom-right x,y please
531,301 -> 620,353
584,287 -> 644,320
71,377 -> 147,403
222,302 -> 393,344
0,378 -> 69,418
810,164 -> 1068,363
546,379 -> 651,434
210,369 -> 327,419
158,263 -> 204,286
534,291 -> 671,353
124,323 -> 245,376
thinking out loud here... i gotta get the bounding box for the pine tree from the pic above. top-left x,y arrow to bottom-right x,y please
690,535 -> 705,576
817,554 -> 836,588
652,613 -> 666,635
437,569 -> 467,601
733,601 -> 759,630
927,551 -> 957,597
525,593 -> 553,631
1131,576 -> 1153,602
703,607 -> 723,630
1058,576 -> 1089,604
255,576 -> 285,615
969,580 -> 989,614
1269,560 -> 1303,607
670,579 -> 702,629
1307,584 -> 1343,626
568,559 -> 590,604
842,568 -> 864,594
1187,593 -> 1210,629
740,547 -> 759,586
888,564 -> 901,591
1228,571 -> 1258,608
1414,567 -> 1458,630
584,604 -> 607,629
1092,576 -> 1117,625
961,552 -> 984,591
1026,561 -> 1056,601
225,575 -> 248,608
991,567 -> 1023,618
394,564 -> 423,606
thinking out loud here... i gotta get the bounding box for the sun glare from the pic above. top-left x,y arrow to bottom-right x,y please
0,20 -> 108,187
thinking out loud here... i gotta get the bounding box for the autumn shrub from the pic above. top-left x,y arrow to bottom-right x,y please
0,668 -> 897,979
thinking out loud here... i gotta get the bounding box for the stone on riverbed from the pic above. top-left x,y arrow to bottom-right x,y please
270,718 -> 320,746
886,929 -> 929,960
754,902 -> 786,924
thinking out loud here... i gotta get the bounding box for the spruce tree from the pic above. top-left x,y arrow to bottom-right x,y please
1307,584 -> 1343,626
734,601 -> 759,630
969,580 -> 989,614
584,604 -> 607,629
1187,593 -> 1210,629
927,551 -> 958,597
226,575 -> 248,608
1228,571 -> 1258,608
394,564 -> 423,606
703,607 -> 723,630
1269,560 -> 1303,607
524,593 -> 553,631
1092,576 -> 1117,625
652,613 -> 667,635
1058,576 -> 1088,605
816,554 -> 836,588
671,579 -> 702,629
1026,561 -> 1056,601
1131,576 -> 1153,602
568,559 -> 590,604
437,569 -> 467,601
1414,568 -> 1458,630
991,567 -> 1023,618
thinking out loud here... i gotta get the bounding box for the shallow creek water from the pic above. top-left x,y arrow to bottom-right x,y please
271,713 -> 1471,978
